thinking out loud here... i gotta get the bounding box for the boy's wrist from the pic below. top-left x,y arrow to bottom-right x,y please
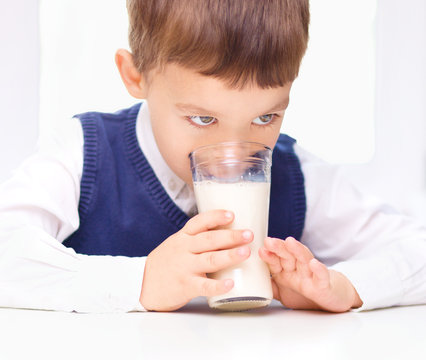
351,286 -> 363,309
334,270 -> 363,309
139,255 -> 154,311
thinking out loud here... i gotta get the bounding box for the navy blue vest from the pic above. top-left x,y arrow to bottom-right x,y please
63,103 -> 306,256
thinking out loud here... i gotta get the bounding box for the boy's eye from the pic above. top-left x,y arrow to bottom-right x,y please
188,115 -> 216,126
252,114 -> 275,125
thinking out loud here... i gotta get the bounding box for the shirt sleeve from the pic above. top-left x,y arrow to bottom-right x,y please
295,144 -> 426,311
0,118 -> 146,313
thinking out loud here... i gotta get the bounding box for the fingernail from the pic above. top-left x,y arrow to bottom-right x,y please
224,211 -> 233,219
242,230 -> 252,241
237,246 -> 249,257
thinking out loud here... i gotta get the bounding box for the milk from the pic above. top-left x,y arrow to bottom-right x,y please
194,181 -> 273,310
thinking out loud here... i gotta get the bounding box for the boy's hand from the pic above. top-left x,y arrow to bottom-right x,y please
259,237 -> 363,312
140,210 -> 252,311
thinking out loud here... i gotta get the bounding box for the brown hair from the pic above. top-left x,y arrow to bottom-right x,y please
127,0 -> 309,88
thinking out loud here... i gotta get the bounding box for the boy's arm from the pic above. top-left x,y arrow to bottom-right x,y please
0,226 -> 146,312
0,118 -> 145,312
292,145 -> 426,311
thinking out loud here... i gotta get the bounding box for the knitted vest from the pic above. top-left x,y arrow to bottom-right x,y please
63,103 -> 306,256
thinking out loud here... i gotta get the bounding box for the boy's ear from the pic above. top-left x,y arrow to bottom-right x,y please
115,49 -> 148,98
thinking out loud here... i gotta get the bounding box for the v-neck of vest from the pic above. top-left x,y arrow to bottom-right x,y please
123,103 -> 190,230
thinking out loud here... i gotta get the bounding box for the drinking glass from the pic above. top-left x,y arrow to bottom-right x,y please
189,141 -> 273,311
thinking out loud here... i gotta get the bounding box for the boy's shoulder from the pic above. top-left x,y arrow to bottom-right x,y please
73,103 -> 142,123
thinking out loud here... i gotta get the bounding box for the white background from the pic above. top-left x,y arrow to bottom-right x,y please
0,0 -> 425,222
0,0 -> 39,181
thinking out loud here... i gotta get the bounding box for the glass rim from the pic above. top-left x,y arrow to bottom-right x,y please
188,141 -> 272,159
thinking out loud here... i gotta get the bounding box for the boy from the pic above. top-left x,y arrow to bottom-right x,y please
0,0 -> 425,313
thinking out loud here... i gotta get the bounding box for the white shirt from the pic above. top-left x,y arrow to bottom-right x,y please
0,101 -> 425,312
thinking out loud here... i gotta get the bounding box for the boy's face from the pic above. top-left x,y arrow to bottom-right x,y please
144,64 -> 292,185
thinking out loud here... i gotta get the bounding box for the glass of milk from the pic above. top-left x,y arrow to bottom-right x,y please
189,141 -> 273,311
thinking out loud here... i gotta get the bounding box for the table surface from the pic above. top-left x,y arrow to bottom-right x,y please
0,298 -> 425,360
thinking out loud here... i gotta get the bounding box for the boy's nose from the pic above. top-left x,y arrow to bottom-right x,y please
215,133 -> 249,145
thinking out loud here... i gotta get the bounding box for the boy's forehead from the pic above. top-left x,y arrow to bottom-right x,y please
154,64 -> 292,107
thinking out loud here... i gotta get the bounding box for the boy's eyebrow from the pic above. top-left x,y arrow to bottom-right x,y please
266,98 -> 290,113
175,97 -> 290,116
175,103 -> 221,116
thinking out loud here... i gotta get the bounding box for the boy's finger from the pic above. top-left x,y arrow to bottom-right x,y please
259,247 -> 283,275
190,229 -> 253,253
310,258 -> 330,290
183,210 -> 234,235
192,277 -> 234,298
264,237 -> 296,272
296,259 -> 313,278
194,246 -> 250,273
285,237 -> 314,264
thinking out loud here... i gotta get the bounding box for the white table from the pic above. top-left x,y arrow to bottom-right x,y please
0,298 -> 425,360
